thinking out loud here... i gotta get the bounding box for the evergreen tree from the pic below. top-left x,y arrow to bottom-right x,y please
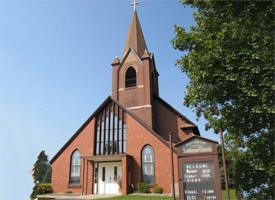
30,150 -> 51,199
42,165 -> 52,183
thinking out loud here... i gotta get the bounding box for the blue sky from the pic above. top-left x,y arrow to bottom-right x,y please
0,1 -> 220,199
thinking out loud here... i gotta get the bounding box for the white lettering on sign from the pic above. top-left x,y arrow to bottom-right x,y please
206,196 -> 217,199
183,162 -> 218,200
202,189 -> 214,194
184,174 -> 197,179
185,190 -> 198,194
186,169 -> 197,173
186,195 -> 196,200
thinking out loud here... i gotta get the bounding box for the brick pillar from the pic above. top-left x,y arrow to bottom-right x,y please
86,160 -> 93,194
121,156 -> 128,195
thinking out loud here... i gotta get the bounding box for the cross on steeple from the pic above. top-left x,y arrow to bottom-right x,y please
122,2 -> 148,58
131,0 -> 140,11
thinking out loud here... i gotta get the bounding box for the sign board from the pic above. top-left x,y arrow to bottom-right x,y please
183,161 -> 217,200
176,136 -> 222,200
180,138 -> 212,154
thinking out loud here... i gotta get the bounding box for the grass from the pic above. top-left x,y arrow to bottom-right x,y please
37,189 -> 237,200
222,189 -> 237,200
93,189 -> 237,200
94,195 -> 179,200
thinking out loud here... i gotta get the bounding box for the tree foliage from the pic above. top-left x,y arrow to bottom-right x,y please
31,150 -> 51,199
42,166 -> 52,183
172,1 -> 274,199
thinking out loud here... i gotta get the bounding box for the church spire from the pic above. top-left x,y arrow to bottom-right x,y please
122,10 -> 148,58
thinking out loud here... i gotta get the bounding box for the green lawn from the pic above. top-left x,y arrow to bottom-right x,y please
93,189 -> 237,200
222,189 -> 237,200
37,189 -> 237,200
94,195 -> 179,200
37,198 -> 55,200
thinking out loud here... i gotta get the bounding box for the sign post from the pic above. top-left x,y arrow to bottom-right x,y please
220,129 -> 230,200
169,132 -> 176,200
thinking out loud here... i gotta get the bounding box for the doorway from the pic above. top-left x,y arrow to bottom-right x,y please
94,162 -> 122,194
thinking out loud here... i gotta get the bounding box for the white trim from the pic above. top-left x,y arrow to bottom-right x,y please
118,85 -> 144,91
127,105 -> 152,110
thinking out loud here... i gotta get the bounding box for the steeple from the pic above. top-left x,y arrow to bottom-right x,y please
111,6 -> 159,128
122,10 -> 148,58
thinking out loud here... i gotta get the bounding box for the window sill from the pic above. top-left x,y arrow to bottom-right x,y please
67,184 -> 81,188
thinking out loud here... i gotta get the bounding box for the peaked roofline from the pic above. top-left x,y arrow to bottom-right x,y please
50,97 -> 111,164
120,47 -> 144,67
122,10 -> 148,58
154,95 -> 200,135
50,96 -> 172,164
175,135 -> 218,147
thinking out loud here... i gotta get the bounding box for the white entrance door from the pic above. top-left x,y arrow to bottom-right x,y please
95,162 -> 122,194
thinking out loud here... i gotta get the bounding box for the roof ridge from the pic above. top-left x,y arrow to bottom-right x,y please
50,96 -> 112,164
50,96 -> 172,164
110,96 -> 170,147
154,95 -> 198,127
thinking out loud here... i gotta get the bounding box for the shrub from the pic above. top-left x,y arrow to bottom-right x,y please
137,182 -> 150,193
65,190 -> 73,194
37,183 -> 53,194
153,186 -> 163,194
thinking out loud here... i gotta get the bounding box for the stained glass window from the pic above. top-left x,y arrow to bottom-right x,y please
70,150 -> 81,184
94,103 -> 127,155
142,145 -> 155,184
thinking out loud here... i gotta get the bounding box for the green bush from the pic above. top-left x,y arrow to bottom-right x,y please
153,186 -> 163,194
37,183 -> 53,194
137,182 -> 150,193
65,190 -> 73,194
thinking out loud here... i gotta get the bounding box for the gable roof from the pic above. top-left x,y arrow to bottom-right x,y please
120,47 -> 144,67
154,95 -> 200,136
175,135 -> 218,147
50,96 -> 170,164
50,97 -> 110,164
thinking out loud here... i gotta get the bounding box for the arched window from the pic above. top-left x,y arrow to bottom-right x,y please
141,145 -> 155,184
70,150 -> 81,184
125,67 -> 136,87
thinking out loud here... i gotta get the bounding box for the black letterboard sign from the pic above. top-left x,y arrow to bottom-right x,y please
183,161 -> 217,200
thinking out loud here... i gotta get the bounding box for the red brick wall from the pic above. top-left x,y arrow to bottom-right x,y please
51,100 -> 194,195
112,51 -> 154,127
125,112 -> 179,194
51,119 -> 95,194
153,99 -> 194,142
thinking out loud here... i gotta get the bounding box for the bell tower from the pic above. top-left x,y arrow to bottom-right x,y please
111,9 -> 159,127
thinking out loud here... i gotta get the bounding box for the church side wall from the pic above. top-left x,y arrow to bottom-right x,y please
51,119 -> 95,194
126,113 -> 179,194
153,99 -> 194,142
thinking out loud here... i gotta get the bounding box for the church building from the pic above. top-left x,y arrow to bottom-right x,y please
50,9 -> 205,196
